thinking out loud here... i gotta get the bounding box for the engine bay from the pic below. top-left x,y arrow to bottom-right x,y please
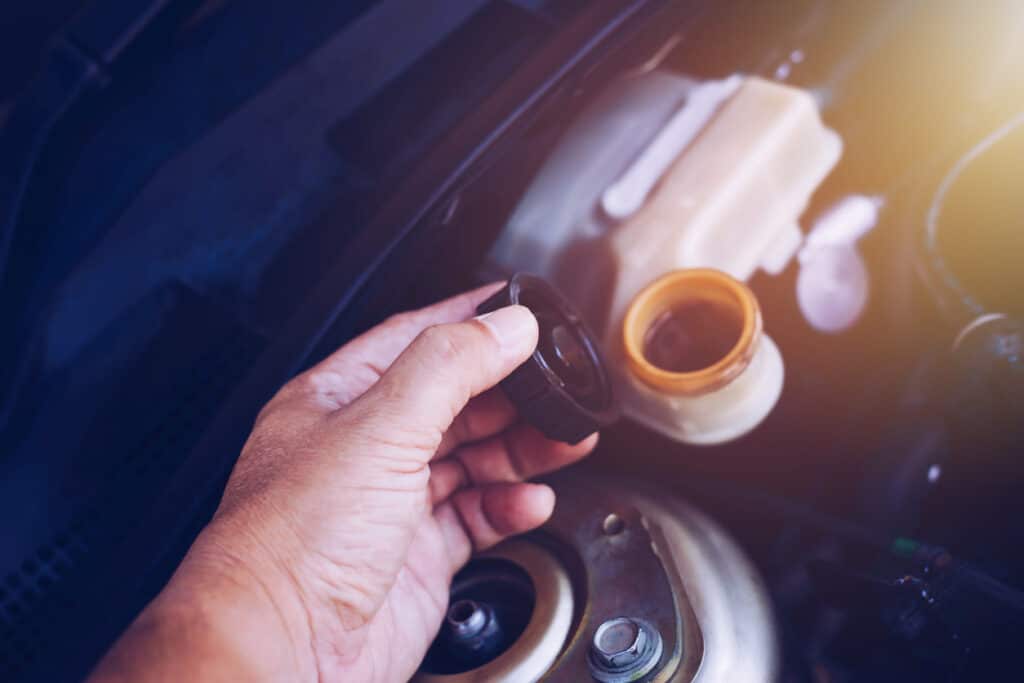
2,1 -> 1022,681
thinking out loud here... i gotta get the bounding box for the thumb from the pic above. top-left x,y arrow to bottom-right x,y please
347,304 -> 538,456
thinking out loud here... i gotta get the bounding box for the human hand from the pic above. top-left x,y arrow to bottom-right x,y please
90,283 -> 598,682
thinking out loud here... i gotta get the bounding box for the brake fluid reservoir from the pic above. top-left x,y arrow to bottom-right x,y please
620,270 -> 783,444
488,70 -> 840,444
597,76 -> 841,335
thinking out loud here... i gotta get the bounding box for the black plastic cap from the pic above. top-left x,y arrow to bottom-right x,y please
477,274 -> 619,444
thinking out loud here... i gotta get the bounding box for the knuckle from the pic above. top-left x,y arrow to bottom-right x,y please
267,368 -> 351,412
293,368 -> 342,398
275,369 -> 317,399
275,371 -> 323,406
288,370 -> 321,395
383,310 -> 417,333
419,324 -> 463,363
466,317 -> 500,346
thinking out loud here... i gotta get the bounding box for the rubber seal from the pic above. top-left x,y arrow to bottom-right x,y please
477,274 -> 618,443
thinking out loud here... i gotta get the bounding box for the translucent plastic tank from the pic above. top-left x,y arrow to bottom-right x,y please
488,71 -> 841,444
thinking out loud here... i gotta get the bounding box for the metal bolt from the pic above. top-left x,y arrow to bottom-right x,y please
588,617 -> 663,683
593,618 -> 644,668
441,598 -> 505,669
446,599 -> 488,641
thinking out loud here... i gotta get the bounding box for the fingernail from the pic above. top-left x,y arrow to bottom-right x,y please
475,305 -> 537,351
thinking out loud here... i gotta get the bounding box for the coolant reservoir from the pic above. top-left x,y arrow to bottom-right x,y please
488,71 -> 840,444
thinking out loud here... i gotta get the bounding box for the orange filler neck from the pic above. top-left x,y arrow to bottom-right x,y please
622,269 -> 762,396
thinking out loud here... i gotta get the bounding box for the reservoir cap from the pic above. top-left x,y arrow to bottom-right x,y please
477,274 -> 618,443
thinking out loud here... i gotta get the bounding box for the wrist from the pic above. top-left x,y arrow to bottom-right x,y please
91,519 -> 318,682
177,518 -> 320,675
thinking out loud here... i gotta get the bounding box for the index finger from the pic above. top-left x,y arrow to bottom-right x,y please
293,282 -> 507,407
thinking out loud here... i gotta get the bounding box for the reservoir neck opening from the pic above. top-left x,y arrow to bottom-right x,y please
623,269 -> 761,395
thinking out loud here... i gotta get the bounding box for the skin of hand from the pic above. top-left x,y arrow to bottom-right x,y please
89,283 -> 598,682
